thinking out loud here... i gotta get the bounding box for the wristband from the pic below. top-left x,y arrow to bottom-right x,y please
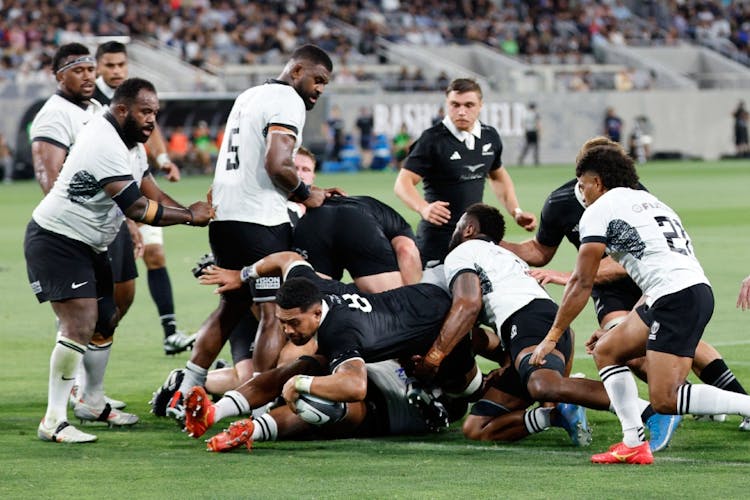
294,375 -> 314,394
240,264 -> 259,283
156,153 -> 170,168
291,181 -> 311,202
513,207 -> 523,217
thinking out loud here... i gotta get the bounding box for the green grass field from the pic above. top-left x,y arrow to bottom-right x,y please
2,161 -> 750,499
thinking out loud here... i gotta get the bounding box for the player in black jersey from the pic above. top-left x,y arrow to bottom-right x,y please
181,251 -> 476,440
503,136 -> 750,432
293,194 -> 421,291
394,78 -> 536,266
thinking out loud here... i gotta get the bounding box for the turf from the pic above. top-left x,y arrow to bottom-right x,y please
1,161 -> 750,499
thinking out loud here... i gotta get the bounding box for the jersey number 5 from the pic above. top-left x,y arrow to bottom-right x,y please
655,216 -> 693,256
341,293 -> 373,313
225,127 -> 240,170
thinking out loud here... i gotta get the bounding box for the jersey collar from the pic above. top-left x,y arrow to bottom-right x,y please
96,76 -> 116,100
265,78 -> 291,86
573,180 -> 586,208
104,111 -> 136,149
317,299 -> 330,331
55,89 -> 90,111
442,115 -> 481,144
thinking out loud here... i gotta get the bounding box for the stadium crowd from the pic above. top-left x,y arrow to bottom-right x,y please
3,0 -> 750,90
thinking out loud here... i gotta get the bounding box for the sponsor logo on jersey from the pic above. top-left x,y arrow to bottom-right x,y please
255,277 -> 280,290
482,143 -> 493,156
510,324 -> 518,340
465,163 -> 484,173
71,281 -> 88,289
450,151 -> 461,160
648,321 -> 660,341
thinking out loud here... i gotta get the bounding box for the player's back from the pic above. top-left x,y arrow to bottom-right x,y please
212,82 -> 306,226
444,239 -> 551,330
318,283 -> 451,364
580,187 -> 709,302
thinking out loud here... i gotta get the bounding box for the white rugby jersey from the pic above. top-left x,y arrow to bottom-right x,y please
444,239 -> 551,331
212,81 -> 305,225
29,92 -> 103,151
32,113 -> 150,252
579,187 -> 709,305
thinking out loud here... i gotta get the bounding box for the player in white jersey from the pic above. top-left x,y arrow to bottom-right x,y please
25,78 -> 213,444
530,144 -> 750,464
411,203 -> 648,447
162,45 -> 338,422
30,43 -> 138,412
30,43 -> 102,194
94,41 -> 193,355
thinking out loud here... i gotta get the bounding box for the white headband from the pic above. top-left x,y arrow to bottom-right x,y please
56,55 -> 96,74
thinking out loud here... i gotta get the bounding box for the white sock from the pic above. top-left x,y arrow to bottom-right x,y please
600,365 -> 645,447
214,391 -> 251,423
524,407 -> 552,434
251,413 -> 278,442
677,383 -> 750,416
44,337 -> 86,426
179,361 -> 208,394
81,341 -> 112,407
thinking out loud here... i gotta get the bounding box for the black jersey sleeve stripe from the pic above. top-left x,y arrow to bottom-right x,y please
98,174 -> 135,187
111,181 -> 141,212
581,236 -> 607,244
32,136 -> 69,151
262,122 -> 298,138
448,268 -> 479,291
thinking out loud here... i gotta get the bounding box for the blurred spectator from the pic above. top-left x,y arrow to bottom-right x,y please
569,69 -> 592,92
334,66 -> 358,84
168,126 -> 191,165
432,107 -> 445,126
339,134 -> 361,170
324,105 -> 346,161
0,133 -> 13,184
603,107 -> 624,143
614,67 -> 634,91
193,120 -> 217,174
629,115 -> 653,164
355,107 -> 374,168
733,100 -> 749,156
518,103 -> 541,166
370,134 -> 392,171
392,123 -> 412,169
435,71 -> 450,91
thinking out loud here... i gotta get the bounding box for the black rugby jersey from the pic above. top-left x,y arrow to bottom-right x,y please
287,265 -> 451,372
292,196 -> 410,280
405,122 -> 503,228
404,122 -> 503,263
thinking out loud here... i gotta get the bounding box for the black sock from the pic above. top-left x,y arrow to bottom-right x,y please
699,358 -> 747,395
148,267 -> 176,338
641,404 -> 656,423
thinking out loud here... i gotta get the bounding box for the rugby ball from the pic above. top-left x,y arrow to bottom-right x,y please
294,393 -> 347,425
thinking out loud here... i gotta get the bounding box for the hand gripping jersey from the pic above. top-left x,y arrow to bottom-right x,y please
211,81 -> 306,226
31,113 -> 150,252
579,187 -> 709,306
443,238 -> 551,332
